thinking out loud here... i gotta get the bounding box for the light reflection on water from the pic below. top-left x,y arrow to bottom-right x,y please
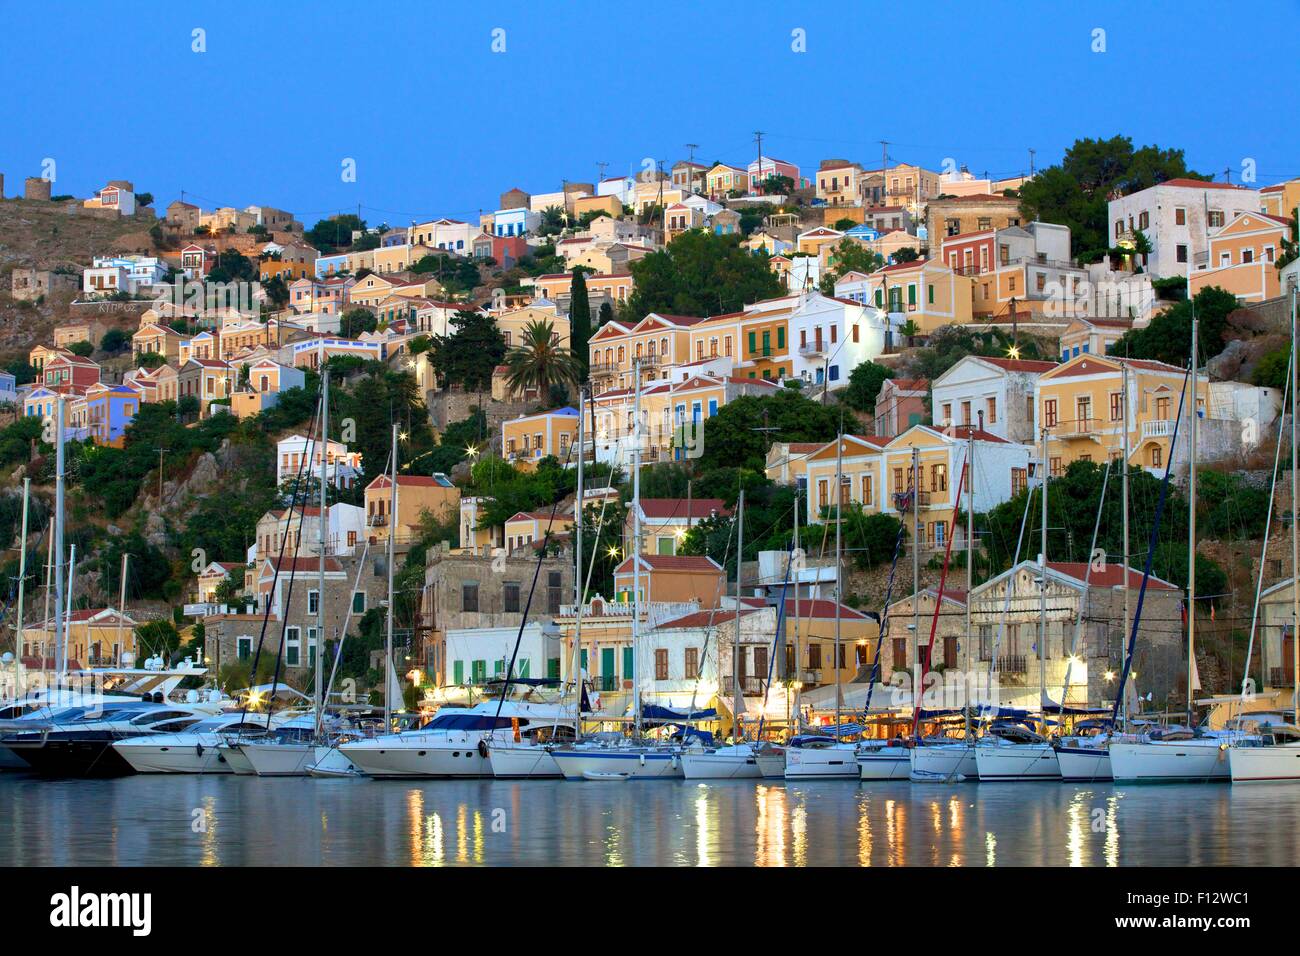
2,775 -> 1299,866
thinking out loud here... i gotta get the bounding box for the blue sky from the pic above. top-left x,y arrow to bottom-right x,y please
2,0 -> 1297,229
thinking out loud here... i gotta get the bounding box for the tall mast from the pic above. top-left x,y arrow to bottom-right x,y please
316,370 -> 329,733
631,360 -> 642,732
573,385 -> 585,729
116,554 -> 128,666
13,478 -> 29,692
791,486 -> 800,726
384,422 -> 397,726
1121,361 -> 1131,723
1188,309 -> 1198,726
834,427 -> 843,732
911,446 -> 920,715
966,418 -> 976,739
733,488 -> 745,740
1039,424 -> 1048,709
1291,284 -> 1297,720
53,396 -> 65,680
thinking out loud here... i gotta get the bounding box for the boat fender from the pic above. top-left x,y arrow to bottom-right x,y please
477,740 -> 489,759
639,753 -> 645,767
195,742 -> 204,757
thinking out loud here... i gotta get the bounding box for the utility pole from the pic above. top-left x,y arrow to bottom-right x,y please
753,131 -> 765,193
879,140 -> 890,201
1029,148 -> 1036,178
596,161 -> 608,188
156,447 -> 170,503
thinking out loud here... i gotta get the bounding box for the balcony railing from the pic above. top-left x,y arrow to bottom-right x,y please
1058,417 -> 1098,439
1142,419 -> 1176,439
741,676 -> 768,696
993,654 -> 1027,675
798,342 -> 826,357
595,675 -> 620,692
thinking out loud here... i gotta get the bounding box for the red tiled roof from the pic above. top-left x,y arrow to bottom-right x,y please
1156,178 -> 1246,191
265,557 -> 344,573
1049,562 -> 1176,590
639,498 -> 729,520
879,258 -> 930,272
975,356 -> 1058,373
657,608 -> 760,629
948,425 -> 1010,444
886,377 -> 929,391
784,599 -> 868,620
614,554 -> 723,574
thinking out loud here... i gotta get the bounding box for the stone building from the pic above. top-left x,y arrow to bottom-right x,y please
11,268 -> 77,302
421,548 -> 575,682
24,176 -> 51,201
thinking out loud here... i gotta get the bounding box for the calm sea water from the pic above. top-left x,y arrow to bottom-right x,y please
2,775 -> 1298,866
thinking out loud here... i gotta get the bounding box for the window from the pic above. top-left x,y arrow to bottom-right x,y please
892,637 -> 908,670
1110,392 -> 1123,422
461,582 -> 479,613
237,636 -> 252,661
961,401 -> 971,425
1175,207 -> 1186,226
1208,210 -> 1225,229
986,397 -> 997,424
352,591 -> 365,614
307,589 -> 319,615
1043,399 -> 1058,427
547,571 -> 562,614
1011,467 -> 1027,497
654,649 -> 669,681
1176,244 -> 1188,263
808,644 -> 822,669
931,463 -> 947,492
503,581 -> 521,614
861,474 -> 873,506
1150,445 -> 1163,468
285,627 -> 301,667
685,647 -> 699,679
1050,456 -> 1063,477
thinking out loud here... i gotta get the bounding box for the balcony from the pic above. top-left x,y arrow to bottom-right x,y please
1142,419 -> 1176,440
741,676 -> 768,696
798,342 -> 827,358
595,675 -> 620,692
993,654 -> 1027,676
1057,417 -> 1098,439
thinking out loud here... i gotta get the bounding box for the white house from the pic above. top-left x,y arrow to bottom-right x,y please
777,290 -> 891,388
597,175 -> 635,206
1106,179 -> 1262,279
493,207 -> 541,238
408,218 -> 480,255
931,354 -> 1059,443
445,622 -> 554,686
276,434 -> 364,490
82,255 -> 167,296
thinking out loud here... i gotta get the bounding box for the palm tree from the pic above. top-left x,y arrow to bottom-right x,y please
505,319 -> 581,398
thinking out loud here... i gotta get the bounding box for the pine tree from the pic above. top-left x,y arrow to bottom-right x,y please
569,268 -> 591,379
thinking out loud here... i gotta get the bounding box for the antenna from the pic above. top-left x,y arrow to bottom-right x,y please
1029,148 -> 1036,178
684,143 -> 699,165
596,161 -> 608,185
753,131 -> 765,192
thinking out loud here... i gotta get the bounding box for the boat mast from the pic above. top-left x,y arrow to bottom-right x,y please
1121,361 -> 1131,724
13,478 -> 29,693
965,418 -> 976,740
53,395 -> 65,680
384,422 -> 397,727
791,486 -> 800,727
631,360 -> 642,733
1188,309 -> 1198,727
1291,283 -> 1298,721
316,369 -> 328,734
64,543 -> 75,671
733,488 -> 745,740
834,426 -> 843,732
911,445 -> 920,718
1039,423 -> 1048,712
116,554 -> 128,667
573,384 -> 585,731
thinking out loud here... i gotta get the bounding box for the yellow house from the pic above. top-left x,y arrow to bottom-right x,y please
573,194 -> 623,220
796,226 -> 844,257
588,312 -> 704,395
859,260 -> 974,333
1189,211 -> 1289,303
348,272 -> 444,308
21,607 -> 137,667
1261,179 -> 1300,219
132,323 -> 183,363
458,496 -> 500,554
613,554 -> 726,607
705,164 -> 748,199
495,305 -> 571,350
816,161 -> 864,206
365,473 -> 460,546
504,511 -> 574,553
502,407 -> 581,469
1037,354 -> 1207,476
1058,318 -> 1132,361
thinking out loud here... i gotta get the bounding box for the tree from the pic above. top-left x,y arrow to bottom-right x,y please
306,214 -> 366,254
698,390 -> 842,473
100,328 -> 130,353
538,205 -> 566,237
204,249 -> 256,284
841,361 -> 894,416
892,247 -> 920,264
623,230 -> 783,322
135,192 -> 154,207
262,273 -> 290,310
1110,286 -> 1240,365
833,218 -> 858,232
597,302 -> 614,328
1253,346 -> 1290,389
137,351 -> 167,370
340,308 -> 377,338
428,311 -> 506,392
818,239 -> 884,294
505,320 -> 582,398
569,269 -> 591,378
1019,136 -> 1207,257
66,340 -> 94,358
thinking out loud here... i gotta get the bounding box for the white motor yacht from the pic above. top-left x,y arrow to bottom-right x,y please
782,735 -> 859,780
1228,721 -> 1300,783
681,740 -> 785,779
974,722 -> 1061,782
112,711 -> 287,773
1110,722 -> 1258,783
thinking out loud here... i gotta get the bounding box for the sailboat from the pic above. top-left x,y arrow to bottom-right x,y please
784,430 -> 859,780
1227,287 -> 1300,783
552,360 -> 685,780
1110,306 -> 1258,782
682,489 -> 787,780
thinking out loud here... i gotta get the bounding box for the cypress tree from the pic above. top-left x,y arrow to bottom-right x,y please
569,268 -> 591,379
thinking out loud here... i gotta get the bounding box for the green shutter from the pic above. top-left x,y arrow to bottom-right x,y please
472,659 -> 486,682
580,649 -> 588,671
927,284 -> 935,304
518,659 -> 530,678
494,659 -> 506,677
623,646 -> 634,679
776,327 -> 785,349
748,331 -> 756,354
453,660 -> 464,685
547,657 -> 561,678
875,289 -> 883,306
908,284 -> 917,305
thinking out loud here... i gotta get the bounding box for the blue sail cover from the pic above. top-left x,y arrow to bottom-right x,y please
641,705 -> 717,722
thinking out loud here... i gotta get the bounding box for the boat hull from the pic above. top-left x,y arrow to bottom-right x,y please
488,744 -> 563,779
113,735 -> 232,774
975,743 -> 1061,781
217,743 -> 258,775
680,750 -> 762,779
306,745 -> 365,778
552,749 -> 683,780
241,741 -> 315,776
9,734 -> 137,778
857,749 -> 911,780
1109,741 -> 1230,782
909,744 -> 978,780
783,744 -> 858,780
339,740 -> 493,778
1055,745 -> 1112,782
1228,744 -> 1300,783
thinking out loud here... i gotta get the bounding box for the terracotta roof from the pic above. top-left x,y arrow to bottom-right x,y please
784,599 -> 868,620
265,557 -> 344,573
1155,178 -> 1246,191
879,258 -> 930,272
948,425 -> 1010,444
974,356 -> 1058,373
639,498 -> 728,520
368,474 -> 455,489
614,554 -> 723,574
886,377 -> 929,391
657,608 -> 760,629
1048,562 -> 1176,590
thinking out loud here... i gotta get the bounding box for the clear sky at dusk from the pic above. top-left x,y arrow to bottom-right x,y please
2,0 -> 1297,228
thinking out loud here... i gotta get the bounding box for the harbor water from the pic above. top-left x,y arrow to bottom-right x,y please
3,775 -> 1299,866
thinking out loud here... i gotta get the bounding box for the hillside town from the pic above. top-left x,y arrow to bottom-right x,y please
1,135 -> 1299,756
